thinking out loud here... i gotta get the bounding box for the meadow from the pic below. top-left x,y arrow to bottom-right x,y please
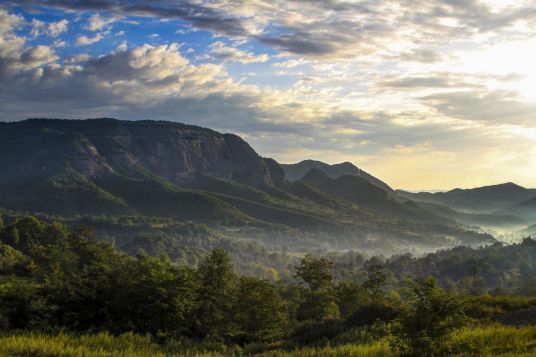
1,324 -> 535,356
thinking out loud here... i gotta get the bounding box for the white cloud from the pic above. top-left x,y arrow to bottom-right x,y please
48,19 -> 69,37
116,40 -> 128,52
85,14 -> 115,32
2,4 -> 536,188
75,33 -> 104,46
274,59 -> 305,68
209,41 -> 268,63
31,18 -> 68,38
53,39 -> 66,48
64,53 -> 90,64
19,45 -> 58,69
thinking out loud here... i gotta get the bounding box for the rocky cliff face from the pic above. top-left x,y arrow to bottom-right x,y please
0,118 -> 285,187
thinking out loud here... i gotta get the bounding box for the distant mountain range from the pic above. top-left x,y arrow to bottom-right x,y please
4,118 -> 532,254
398,183 -> 536,224
281,160 -> 393,193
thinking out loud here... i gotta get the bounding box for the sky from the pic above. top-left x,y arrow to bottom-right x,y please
1,0 -> 535,190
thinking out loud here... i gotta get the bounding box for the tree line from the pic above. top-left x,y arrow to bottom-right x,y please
1,216 -> 535,356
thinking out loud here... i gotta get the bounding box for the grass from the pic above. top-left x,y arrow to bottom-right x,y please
0,332 -> 168,357
259,340 -> 391,357
449,324 -> 536,356
0,325 -> 535,356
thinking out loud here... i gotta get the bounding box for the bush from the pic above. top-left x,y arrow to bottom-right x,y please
345,302 -> 400,327
390,277 -> 467,356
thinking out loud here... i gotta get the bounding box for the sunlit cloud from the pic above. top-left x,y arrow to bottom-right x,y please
1,1 -> 536,189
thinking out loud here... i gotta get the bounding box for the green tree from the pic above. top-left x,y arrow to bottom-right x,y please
295,255 -> 339,321
391,276 -> 467,356
363,257 -> 387,300
234,276 -> 288,342
295,255 -> 333,291
111,254 -> 197,335
335,281 -> 369,318
194,248 -> 238,339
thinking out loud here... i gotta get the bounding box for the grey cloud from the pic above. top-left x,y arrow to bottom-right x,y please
420,90 -> 536,126
260,35 -> 336,56
398,49 -> 443,63
12,0 -> 536,59
10,0 -> 248,37
377,75 -> 483,89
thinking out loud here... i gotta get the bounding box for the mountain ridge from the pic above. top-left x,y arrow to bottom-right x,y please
0,118 -> 497,252
281,159 -> 393,193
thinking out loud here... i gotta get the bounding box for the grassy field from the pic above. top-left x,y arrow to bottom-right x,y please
1,325 -> 535,357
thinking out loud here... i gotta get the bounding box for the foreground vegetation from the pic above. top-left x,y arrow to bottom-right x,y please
2,324 -> 535,356
1,216 -> 535,356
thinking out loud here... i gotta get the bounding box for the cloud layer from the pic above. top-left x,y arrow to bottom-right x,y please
1,1 -> 536,189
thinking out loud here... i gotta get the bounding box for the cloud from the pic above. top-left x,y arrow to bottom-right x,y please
2,5 -> 536,189
377,74 -> 484,90
75,33 -> 103,46
420,90 -> 536,127
241,0 -> 536,58
274,59 -> 305,68
397,49 -> 443,63
64,53 -> 90,64
209,41 -> 268,63
19,45 -> 58,69
0,11 -> 58,75
31,18 -> 68,37
52,39 -> 66,48
0,7 -> 23,35
12,0 -> 248,37
10,0 -> 536,60
48,19 -> 69,37
85,14 -> 115,31
116,40 -> 128,52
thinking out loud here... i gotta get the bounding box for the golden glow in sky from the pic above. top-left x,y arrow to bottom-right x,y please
1,1 -> 536,190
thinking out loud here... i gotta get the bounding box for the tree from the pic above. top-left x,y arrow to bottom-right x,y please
295,255 -> 338,321
234,276 -> 288,342
364,257 -> 387,300
295,255 -> 333,291
110,254 -> 197,335
391,276 -> 467,356
335,281 -> 369,318
194,248 -> 238,339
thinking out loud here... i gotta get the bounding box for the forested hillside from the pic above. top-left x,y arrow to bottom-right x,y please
0,118 -> 498,255
1,216 -> 535,356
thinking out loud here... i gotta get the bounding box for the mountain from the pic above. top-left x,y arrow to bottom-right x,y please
413,201 -> 527,228
521,223 -> 536,235
503,196 -> 536,222
282,160 -> 393,193
296,169 -> 449,224
0,118 -> 284,187
398,182 -> 536,213
0,118 -> 495,253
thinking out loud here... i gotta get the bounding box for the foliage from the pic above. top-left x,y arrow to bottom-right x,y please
194,248 -> 238,339
1,215 -> 535,357
234,276 -> 288,342
294,255 -> 339,321
390,277 -> 468,356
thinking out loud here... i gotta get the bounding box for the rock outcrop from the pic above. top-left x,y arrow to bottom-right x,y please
0,118 -> 286,187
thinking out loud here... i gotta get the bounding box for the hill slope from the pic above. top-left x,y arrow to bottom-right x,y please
0,118 -> 495,252
296,169 -> 448,224
0,118 -> 285,187
398,183 -> 536,213
282,160 -> 393,193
